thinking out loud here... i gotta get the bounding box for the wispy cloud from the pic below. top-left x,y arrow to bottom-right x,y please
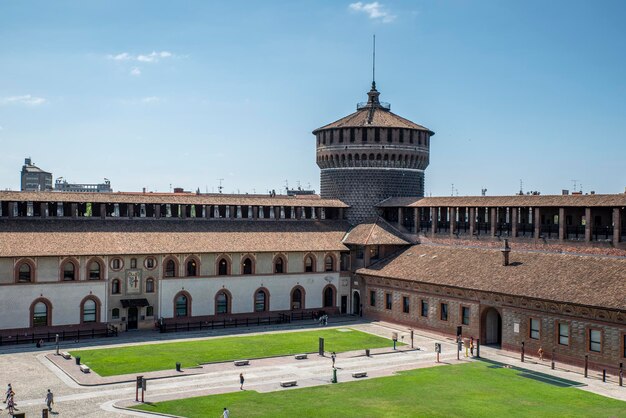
141,96 -> 161,104
0,95 -> 47,106
130,67 -> 141,76
349,2 -> 396,23
107,51 -> 174,63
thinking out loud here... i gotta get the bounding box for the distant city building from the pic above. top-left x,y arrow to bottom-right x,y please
20,158 -> 53,191
55,178 -> 112,193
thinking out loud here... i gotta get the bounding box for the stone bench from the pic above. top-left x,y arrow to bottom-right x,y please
280,380 -> 297,387
61,352 -> 71,360
234,360 -> 250,366
295,354 -> 308,360
352,371 -> 367,378
79,364 -> 90,373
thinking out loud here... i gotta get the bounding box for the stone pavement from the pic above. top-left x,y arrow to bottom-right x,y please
0,319 -> 622,417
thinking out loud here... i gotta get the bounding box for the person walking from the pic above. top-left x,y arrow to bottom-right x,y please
45,389 -> 54,412
538,346 -> 544,361
331,351 -> 336,367
7,393 -> 15,415
4,383 -> 11,403
223,407 -> 230,418
239,373 -> 245,390
470,337 -> 475,357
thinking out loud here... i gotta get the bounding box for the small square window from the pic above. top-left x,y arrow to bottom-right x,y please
370,291 -> 376,307
403,296 -> 410,314
385,293 -> 392,310
130,258 -> 137,269
440,303 -> 448,321
146,306 -> 154,317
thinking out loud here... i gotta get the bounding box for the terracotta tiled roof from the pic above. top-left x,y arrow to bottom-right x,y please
357,245 -> 626,311
0,219 -> 350,257
343,217 -> 411,246
377,194 -> 626,208
313,107 -> 433,133
0,191 -> 348,208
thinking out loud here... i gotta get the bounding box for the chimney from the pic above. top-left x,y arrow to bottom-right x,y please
561,189 -> 569,195
501,239 -> 511,266
142,187 -> 146,194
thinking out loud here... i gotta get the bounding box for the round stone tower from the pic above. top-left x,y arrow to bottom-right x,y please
313,83 -> 434,224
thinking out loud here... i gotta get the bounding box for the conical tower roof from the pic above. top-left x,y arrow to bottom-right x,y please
313,83 -> 434,135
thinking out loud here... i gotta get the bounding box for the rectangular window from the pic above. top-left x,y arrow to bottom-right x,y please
589,329 -> 601,353
530,319 -> 540,340
356,246 -> 364,260
440,303 -> 448,321
385,293 -> 392,310
130,258 -> 137,269
624,334 -> 626,358
403,296 -> 410,314
558,323 -> 569,346
370,291 -> 376,307
146,306 -> 154,317
421,300 -> 429,317
461,306 -> 470,325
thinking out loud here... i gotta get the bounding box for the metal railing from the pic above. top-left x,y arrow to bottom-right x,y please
0,325 -> 117,347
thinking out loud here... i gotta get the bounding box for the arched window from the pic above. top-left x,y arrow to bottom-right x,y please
165,259 -> 177,277
291,287 -> 304,310
33,301 -> 48,327
112,279 -> 121,294
88,260 -> 101,280
255,289 -> 268,312
274,256 -> 285,274
242,257 -> 253,275
62,261 -> 76,281
323,286 -> 335,308
112,308 -> 120,319
216,291 -> 229,314
146,278 -> 155,293
83,299 -> 97,323
175,294 -> 188,317
18,262 -> 32,282
304,255 -> 315,272
325,255 -> 335,272
218,258 -> 229,275
186,259 -> 197,276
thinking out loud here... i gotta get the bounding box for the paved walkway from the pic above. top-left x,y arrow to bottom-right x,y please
0,319 -> 622,417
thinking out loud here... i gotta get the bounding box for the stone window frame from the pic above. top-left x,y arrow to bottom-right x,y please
146,306 -> 154,317
130,258 -> 138,269
215,289 -> 232,315
402,296 -> 410,314
241,254 -> 256,275
322,284 -> 336,308
557,321 -> 570,346
216,254 -> 232,276
273,253 -> 287,274
385,293 -> 392,310
587,327 -> 603,354
304,253 -> 317,273
185,255 -> 201,277
253,287 -> 270,313
173,290 -> 192,318
163,256 -> 179,278
369,290 -> 376,307
111,278 -> 122,294
440,302 -> 449,322
111,308 -> 120,319
15,258 -> 36,283
324,253 -> 336,272
30,297 -> 52,328
145,277 -> 155,293
60,257 -> 79,281
621,333 -> 626,359
86,257 -> 105,280
144,256 -> 157,270
420,299 -> 429,317
460,306 -> 471,326
110,257 -> 124,271
529,318 -> 540,340
80,295 -> 101,324
290,286 -> 306,310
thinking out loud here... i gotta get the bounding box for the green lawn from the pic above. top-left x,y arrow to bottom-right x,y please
134,362 -> 625,418
70,328 -> 395,376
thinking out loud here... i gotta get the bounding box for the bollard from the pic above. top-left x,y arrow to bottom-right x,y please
476,339 -> 480,358
620,363 -> 623,387
331,367 -> 337,384
75,356 -> 81,365
584,355 -> 588,378
176,362 -> 181,372
521,342 -> 525,363
365,348 -> 370,357
551,349 -> 555,370
43,409 -> 49,418
602,369 -> 606,382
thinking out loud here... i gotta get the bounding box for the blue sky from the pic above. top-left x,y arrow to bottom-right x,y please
1,1 -> 624,196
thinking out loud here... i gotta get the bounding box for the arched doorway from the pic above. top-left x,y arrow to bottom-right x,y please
352,291 -> 361,315
482,307 -> 502,345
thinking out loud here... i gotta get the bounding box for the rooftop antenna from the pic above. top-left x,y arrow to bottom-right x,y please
519,179 -> 523,195
217,178 -> 224,194
372,34 -> 376,88
571,179 -> 579,191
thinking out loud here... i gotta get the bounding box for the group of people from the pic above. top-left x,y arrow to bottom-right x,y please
2,384 -> 54,414
317,314 -> 329,326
